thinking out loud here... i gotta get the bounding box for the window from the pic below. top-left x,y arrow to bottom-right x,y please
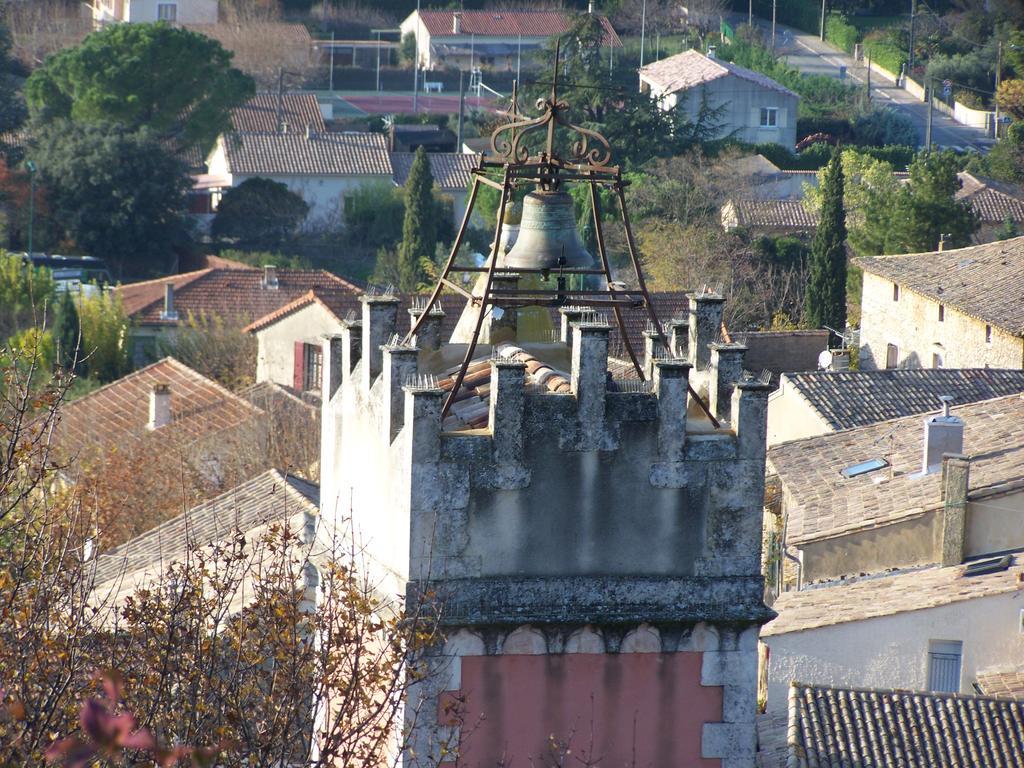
986,324 -> 993,343
938,304 -> 945,321
932,353 -> 943,369
759,107 -> 778,128
927,640 -> 962,693
885,343 -> 899,369
893,283 -> 900,301
303,343 -> 322,392
157,3 -> 177,21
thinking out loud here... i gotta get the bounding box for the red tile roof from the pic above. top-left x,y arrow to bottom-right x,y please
117,267 -> 361,327
221,131 -> 392,177
640,49 -> 798,98
416,10 -> 621,47
55,357 -> 262,460
231,92 -> 325,134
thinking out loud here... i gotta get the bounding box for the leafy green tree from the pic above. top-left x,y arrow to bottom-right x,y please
25,23 -> 254,155
0,12 -> 26,143
804,150 -> 847,333
997,216 -> 1020,241
52,289 -> 81,373
34,122 -> 191,278
0,250 -> 55,341
400,32 -> 417,66
211,178 -> 309,247
398,147 -> 436,292
78,290 -> 130,383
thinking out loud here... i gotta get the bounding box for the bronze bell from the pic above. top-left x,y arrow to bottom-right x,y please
501,190 -> 594,270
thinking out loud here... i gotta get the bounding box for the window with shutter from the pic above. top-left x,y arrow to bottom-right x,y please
927,640 -> 962,693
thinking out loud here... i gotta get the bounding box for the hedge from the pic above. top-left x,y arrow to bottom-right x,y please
861,39 -> 906,76
824,14 -> 858,53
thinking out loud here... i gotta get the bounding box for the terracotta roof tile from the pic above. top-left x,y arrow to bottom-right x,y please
640,49 -> 799,98
416,10 -> 620,46
855,236 -> 1024,336
55,357 -> 262,459
91,469 -> 319,588
724,199 -> 818,229
222,131 -> 392,177
230,92 -> 325,134
780,368 -> 1024,431
763,557 -> 1024,636
117,267 -> 361,327
977,665 -> 1024,699
957,172 -> 1024,224
768,393 -> 1024,546
391,152 -> 480,191
780,682 -> 1024,767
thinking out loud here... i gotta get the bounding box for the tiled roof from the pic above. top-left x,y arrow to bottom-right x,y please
734,330 -> 829,385
230,92 -> 325,134
957,172 -> 1024,224
239,380 -> 321,413
415,10 -> 621,46
781,682 -> 1024,768
117,267 -> 361,327
855,236 -> 1024,336
977,665 -> 1024,699
55,357 -> 261,458
762,556 -> 1024,636
724,199 -> 818,229
779,368 -> 1024,432
640,49 -> 799,98
92,469 -> 319,588
391,152 -> 480,192
768,394 -> 1024,546
221,131 -> 392,177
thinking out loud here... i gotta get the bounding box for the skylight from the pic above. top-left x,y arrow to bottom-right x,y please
840,458 -> 889,479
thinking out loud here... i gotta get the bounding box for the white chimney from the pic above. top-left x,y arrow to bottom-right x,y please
453,12 -> 462,34
305,122 -> 314,140
263,264 -> 279,289
707,45 -> 716,59
921,396 -> 964,474
148,383 -> 171,431
160,282 -> 177,320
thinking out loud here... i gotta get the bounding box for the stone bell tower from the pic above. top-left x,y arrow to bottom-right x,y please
318,65 -> 772,768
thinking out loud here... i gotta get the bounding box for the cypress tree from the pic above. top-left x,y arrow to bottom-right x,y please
398,146 -> 436,293
804,149 -> 848,336
53,288 -> 81,373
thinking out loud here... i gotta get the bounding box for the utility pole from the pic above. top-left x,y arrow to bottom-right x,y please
412,0 -> 420,113
926,77 -> 933,152
639,0 -> 647,68
748,0 -> 752,27
908,0 -> 916,72
655,29 -> 660,62
457,69 -> 465,150
995,40 -> 1003,140
820,0 -> 826,41
771,0 -> 777,53
276,67 -> 284,130
26,160 -> 36,256
866,51 -> 871,104
329,30 -> 335,92
517,33 -> 522,84
376,30 -> 381,92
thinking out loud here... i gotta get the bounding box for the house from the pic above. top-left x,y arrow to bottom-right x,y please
757,681 -> 1024,766
857,237 -> 1024,370
767,393 -> 1024,588
204,130 -> 393,225
721,198 -> 818,235
116,265 -> 361,364
391,151 -> 479,228
731,330 -> 829,387
230,91 -> 328,134
399,9 -> 620,72
760,556 -> 1024,718
956,172 -> 1024,242
767,368 -> 1024,445
639,49 -> 799,148
388,124 -> 457,153
91,0 -> 218,26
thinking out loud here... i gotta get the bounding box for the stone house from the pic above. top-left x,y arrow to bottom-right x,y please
720,198 -> 818,236
857,237 -> 1024,370
955,172 -> 1024,243
756,680 -> 1024,766
639,49 -> 799,149
760,557 -> 1024,719
116,265 -> 360,365
399,9 -> 620,72
766,393 -> 1024,590
91,0 -> 217,26
767,368 -> 1024,445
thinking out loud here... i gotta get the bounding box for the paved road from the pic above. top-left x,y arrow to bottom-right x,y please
739,17 -> 994,153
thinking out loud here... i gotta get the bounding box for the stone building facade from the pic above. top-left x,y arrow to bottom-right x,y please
319,291 -> 773,766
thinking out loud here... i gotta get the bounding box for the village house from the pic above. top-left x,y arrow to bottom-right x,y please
766,393 -> 1024,590
720,198 -> 816,236
767,368 -> 1024,445
857,237 -> 1024,370
757,681 -> 1024,766
399,9 -> 620,72
760,556 -> 1024,718
639,49 -> 799,149
90,0 -> 218,26
116,265 -> 360,365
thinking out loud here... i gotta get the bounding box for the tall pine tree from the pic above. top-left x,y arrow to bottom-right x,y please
398,147 -> 436,293
804,149 -> 848,335
53,288 -> 81,373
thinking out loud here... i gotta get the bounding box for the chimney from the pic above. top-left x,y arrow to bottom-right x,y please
281,121 -> 289,134
160,282 -> 177,321
707,45 -> 716,59
453,12 -> 462,34
409,304 -> 445,351
263,265 -> 279,289
940,454 -> 970,566
306,122 -> 315,140
147,383 -> 171,430
688,291 -> 725,371
921,396 -> 964,474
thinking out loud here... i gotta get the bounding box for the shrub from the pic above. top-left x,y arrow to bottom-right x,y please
797,116 -> 854,144
862,31 -> 906,77
77,290 -> 130,383
852,106 -> 918,148
211,178 -> 309,248
856,144 -> 916,169
344,182 -> 405,251
825,13 -> 858,54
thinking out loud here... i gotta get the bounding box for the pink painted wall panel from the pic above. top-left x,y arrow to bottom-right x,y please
451,652 -> 722,767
